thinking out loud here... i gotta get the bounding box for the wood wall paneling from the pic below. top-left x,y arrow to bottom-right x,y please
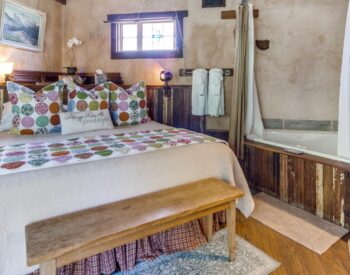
146,86 -> 205,133
303,160 -> 317,214
322,165 -> 334,223
343,172 -> 350,227
244,142 -> 350,229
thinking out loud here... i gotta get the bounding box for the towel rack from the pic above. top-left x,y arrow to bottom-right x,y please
179,68 -> 234,77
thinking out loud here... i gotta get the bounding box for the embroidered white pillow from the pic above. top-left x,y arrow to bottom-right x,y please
60,109 -> 114,135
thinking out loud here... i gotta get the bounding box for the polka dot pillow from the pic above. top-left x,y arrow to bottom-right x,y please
67,82 -> 109,112
109,81 -> 149,127
7,81 -> 64,135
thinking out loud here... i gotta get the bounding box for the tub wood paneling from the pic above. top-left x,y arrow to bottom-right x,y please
244,141 -> 350,229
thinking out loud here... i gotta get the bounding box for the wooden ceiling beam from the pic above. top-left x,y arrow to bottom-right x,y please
55,0 -> 66,5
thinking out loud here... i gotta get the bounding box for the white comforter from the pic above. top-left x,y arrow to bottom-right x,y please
0,121 -> 254,275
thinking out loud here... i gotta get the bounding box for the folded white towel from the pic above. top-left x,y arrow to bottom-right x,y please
207,68 -> 225,117
192,69 -> 208,116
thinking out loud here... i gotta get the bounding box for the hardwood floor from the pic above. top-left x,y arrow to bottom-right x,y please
236,212 -> 350,275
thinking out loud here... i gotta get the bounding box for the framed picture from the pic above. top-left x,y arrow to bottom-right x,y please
0,0 -> 46,51
202,0 -> 226,8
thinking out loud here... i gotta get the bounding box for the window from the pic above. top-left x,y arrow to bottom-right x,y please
108,11 -> 188,59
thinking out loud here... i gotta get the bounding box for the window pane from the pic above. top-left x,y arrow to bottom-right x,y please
122,24 -> 137,38
142,21 -> 175,51
163,22 -> 175,36
162,37 -> 175,50
122,38 -> 137,51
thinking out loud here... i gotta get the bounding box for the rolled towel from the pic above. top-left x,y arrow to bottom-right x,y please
192,69 -> 208,116
207,68 -> 225,117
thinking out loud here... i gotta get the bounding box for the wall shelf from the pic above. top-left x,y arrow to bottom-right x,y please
221,9 -> 259,20
179,68 -> 234,77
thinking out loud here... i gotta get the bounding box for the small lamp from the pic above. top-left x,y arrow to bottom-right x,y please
160,71 -> 173,97
0,62 -> 14,83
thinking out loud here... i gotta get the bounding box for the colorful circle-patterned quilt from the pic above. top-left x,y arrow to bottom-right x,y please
0,128 -> 227,176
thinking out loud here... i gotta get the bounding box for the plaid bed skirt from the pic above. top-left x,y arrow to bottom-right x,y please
31,212 -> 225,275
31,212 -> 226,275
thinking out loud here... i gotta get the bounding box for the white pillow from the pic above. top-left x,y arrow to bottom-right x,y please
60,109 -> 114,135
0,102 -> 13,131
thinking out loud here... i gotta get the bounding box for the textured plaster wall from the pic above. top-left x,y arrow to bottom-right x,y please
254,0 -> 348,120
63,0 -> 235,119
3,0 -> 348,120
0,0 -> 63,72
63,0 -> 236,85
63,0 -> 348,120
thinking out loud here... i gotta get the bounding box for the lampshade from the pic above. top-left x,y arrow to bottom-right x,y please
0,62 -> 14,75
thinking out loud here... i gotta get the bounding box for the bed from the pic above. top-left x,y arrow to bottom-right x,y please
0,120 -> 254,275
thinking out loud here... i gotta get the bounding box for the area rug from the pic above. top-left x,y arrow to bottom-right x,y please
116,229 -> 280,275
252,193 -> 349,254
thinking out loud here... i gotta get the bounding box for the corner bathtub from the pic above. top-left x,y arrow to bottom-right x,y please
247,130 -> 347,164
244,130 -> 350,229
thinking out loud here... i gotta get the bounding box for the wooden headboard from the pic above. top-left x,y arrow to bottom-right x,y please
8,70 -> 124,85
1,70 -> 124,101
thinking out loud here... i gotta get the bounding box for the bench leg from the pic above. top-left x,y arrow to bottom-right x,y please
40,259 -> 56,275
226,200 -> 236,261
205,214 -> 213,242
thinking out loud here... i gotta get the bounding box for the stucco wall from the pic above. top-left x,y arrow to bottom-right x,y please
255,0 -> 348,120
63,0 -> 348,120
2,0 -> 348,121
0,0 -> 63,72
63,0 -> 235,85
63,0 -> 235,118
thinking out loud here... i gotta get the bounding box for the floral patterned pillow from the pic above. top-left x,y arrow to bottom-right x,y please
67,82 -> 109,112
109,81 -> 149,127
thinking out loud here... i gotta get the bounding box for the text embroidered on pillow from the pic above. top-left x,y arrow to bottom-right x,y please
7,81 -> 64,135
60,109 -> 114,135
109,81 -> 149,127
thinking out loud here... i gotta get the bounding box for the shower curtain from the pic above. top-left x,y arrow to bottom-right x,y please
229,3 -> 264,160
338,2 -> 350,159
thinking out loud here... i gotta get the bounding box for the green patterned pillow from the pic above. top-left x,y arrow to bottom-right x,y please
7,81 -> 64,135
109,81 -> 149,127
67,82 -> 110,112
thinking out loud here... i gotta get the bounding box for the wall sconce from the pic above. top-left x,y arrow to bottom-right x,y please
160,71 -> 173,97
0,62 -> 14,83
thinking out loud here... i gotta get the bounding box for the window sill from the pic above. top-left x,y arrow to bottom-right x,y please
111,50 -> 183,59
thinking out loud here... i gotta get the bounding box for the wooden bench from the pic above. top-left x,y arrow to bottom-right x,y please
25,178 -> 244,275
